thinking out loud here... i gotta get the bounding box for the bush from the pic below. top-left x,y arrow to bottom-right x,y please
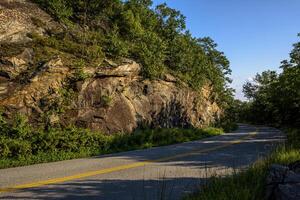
33,0 -> 73,21
7,139 -> 32,158
132,32 -> 167,78
110,127 -> 223,151
0,137 -> 10,157
0,113 -> 223,168
72,69 -> 90,81
104,27 -> 129,58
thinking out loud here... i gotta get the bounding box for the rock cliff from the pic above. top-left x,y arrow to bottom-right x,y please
0,0 -> 222,133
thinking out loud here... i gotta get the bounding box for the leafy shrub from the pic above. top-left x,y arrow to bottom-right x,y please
132,32 -> 167,78
0,137 -> 10,157
33,0 -> 73,21
72,69 -> 90,81
110,127 -> 223,151
104,27 -> 129,58
10,114 -> 31,139
6,139 -> 32,158
202,127 -> 225,135
0,113 -> 223,168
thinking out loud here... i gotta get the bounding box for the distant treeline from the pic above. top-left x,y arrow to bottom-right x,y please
234,34 -> 300,128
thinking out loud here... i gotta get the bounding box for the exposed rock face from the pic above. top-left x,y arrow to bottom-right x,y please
0,0 -> 222,133
0,57 -> 69,117
0,48 -> 33,79
0,0 -> 59,43
74,62 -> 220,133
0,57 -> 221,133
266,162 -> 300,200
0,47 -> 33,101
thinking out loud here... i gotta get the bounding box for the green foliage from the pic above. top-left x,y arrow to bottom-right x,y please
104,26 -> 129,58
132,32 -> 167,78
32,0 -> 73,21
217,121 -> 238,133
100,95 -> 113,107
111,127 -> 223,151
0,114 -> 112,162
186,167 -> 267,200
30,0 -> 233,107
0,114 -> 223,169
73,69 -> 90,81
240,35 -> 300,127
286,128 -> 300,149
213,89 -> 239,132
31,32 -> 105,65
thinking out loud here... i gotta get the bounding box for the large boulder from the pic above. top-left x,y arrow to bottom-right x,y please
266,161 -> 300,200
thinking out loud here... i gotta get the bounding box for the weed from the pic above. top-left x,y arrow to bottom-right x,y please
100,95 -> 113,107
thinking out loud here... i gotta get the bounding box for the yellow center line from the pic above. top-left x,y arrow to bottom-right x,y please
0,130 -> 258,194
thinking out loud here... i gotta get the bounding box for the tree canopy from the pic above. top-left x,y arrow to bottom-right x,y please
241,35 -> 300,127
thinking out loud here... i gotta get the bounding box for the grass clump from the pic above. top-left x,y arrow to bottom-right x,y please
0,114 -> 223,169
184,128 -> 300,200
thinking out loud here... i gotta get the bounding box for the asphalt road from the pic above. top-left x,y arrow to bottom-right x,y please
0,124 -> 284,200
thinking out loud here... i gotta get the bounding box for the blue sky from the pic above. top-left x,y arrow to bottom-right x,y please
152,0 -> 300,100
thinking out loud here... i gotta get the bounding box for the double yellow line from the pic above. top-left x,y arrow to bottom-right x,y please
0,130 -> 257,194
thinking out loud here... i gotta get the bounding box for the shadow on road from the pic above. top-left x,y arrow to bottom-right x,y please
2,177 -> 206,200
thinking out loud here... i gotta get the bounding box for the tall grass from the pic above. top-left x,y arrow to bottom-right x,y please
185,128 -> 300,200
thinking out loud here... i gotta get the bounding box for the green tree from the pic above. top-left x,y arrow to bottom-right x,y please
241,34 -> 300,127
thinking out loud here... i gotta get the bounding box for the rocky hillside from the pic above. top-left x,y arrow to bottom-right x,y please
0,0 -> 224,134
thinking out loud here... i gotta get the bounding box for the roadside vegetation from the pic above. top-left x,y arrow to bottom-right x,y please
0,114 -> 223,169
236,34 -> 300,128
186,35 -> 300,200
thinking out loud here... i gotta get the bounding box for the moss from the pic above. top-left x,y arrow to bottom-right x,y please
100,95 -> 113,107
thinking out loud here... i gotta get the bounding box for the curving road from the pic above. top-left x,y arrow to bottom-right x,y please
0,124 -> 284,200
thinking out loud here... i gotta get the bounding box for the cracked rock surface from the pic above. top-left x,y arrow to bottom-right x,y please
266,161 -> 300,200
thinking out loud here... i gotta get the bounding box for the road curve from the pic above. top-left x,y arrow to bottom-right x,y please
0,124 -> 284,200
